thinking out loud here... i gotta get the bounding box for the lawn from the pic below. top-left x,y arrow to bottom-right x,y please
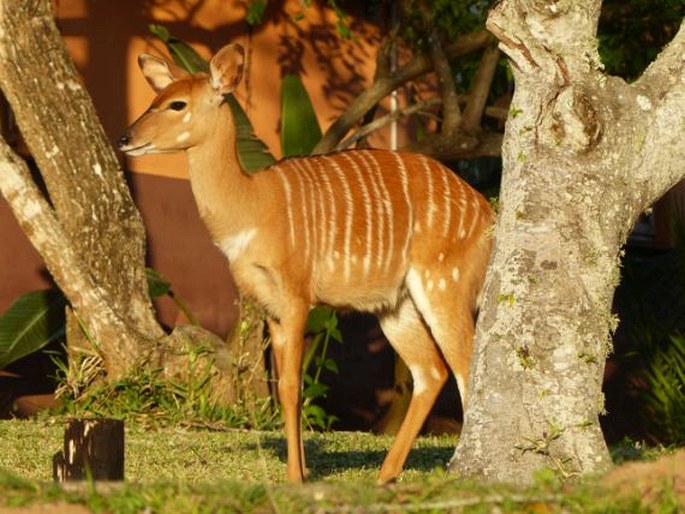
0,418 -> 682,513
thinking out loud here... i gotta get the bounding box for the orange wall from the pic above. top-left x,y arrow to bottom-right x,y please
56,0 -> 387,179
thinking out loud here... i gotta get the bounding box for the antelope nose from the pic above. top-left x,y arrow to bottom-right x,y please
117,132 -> 131,149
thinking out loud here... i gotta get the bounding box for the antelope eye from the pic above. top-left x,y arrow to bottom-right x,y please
168,101 -> 187,111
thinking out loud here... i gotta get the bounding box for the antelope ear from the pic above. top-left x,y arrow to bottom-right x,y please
209,43 -> 245,96
138,54 -> 187,92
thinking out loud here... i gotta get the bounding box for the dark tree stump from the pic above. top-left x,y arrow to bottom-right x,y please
53,418 -> 124,482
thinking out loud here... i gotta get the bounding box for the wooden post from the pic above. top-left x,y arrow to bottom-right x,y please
53,418 -> 124,482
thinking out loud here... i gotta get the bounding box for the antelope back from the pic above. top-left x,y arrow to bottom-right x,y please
266,148 -> 493,312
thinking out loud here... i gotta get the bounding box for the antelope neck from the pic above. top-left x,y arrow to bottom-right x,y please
185,101 -> 256,238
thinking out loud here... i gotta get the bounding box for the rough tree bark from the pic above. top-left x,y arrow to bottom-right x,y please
0,0 -> 267,403
451,0 -> 684,484
0,0 -> 162,376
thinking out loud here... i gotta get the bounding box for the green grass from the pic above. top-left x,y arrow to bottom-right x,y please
0,418 -> 455,484
0,418 -> 679,513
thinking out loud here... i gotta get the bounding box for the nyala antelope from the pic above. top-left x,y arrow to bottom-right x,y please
118,42 -> 494,484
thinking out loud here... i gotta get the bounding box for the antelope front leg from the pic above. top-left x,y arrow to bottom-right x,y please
268,306 -> 308,482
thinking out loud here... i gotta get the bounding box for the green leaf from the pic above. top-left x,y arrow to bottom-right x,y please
280,74 -> 322,158
146,267 -> 172,298
322,358 -> 339,374
303,381 -> 328,400
225,95 -> 276,172
335,20 -> 351,40
148,24 -> 209,74
303,403 -> 327,428
305,306 -> 334,334
148,25 -> 276,172
246,0 -> 267,26
640,334 -> 685,444
0,289 -> 66,369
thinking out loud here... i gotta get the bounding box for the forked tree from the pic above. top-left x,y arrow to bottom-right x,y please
451,0 -> 684,483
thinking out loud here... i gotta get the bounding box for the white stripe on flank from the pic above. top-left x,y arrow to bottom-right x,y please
466,197 -> 480,238
341,152 -> 373,276
294,159 -> 319,268
275,165 -> 296,248
315,158 -> 337,270
301,159 -> 326,266
394,153 -> 413,268
309,161 -> 323,265
290,161 -> 311,264
361,154 -> 383,272
325,155 -> 354,282
422,156 -> 437,230
310,163 -> 323,267
439,168 -> 451,238
456,186 -> 468,239
366,151 -> 396,273
357,151 -> 389,273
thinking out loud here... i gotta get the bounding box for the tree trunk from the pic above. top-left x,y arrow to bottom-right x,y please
0,0 -> 162,376
451,0 -> 685,484
53,418 -> 125,482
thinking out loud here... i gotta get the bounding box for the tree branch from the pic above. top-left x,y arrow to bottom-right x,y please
462,44 -> 501,133
419,3 -> 461,135
487,1 -> 603,78
338,96 -> 507,152
312,29 -> 491,154
338,98 -> 442,150
632,21 -> 685,202
409,131 -> 503,161
635,21 -> 685,99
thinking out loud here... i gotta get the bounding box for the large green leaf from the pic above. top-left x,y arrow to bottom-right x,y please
280,74 -> 322,158
225,95 -> 276,172
0,289 -> 66,369
149,25 -> 275,172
